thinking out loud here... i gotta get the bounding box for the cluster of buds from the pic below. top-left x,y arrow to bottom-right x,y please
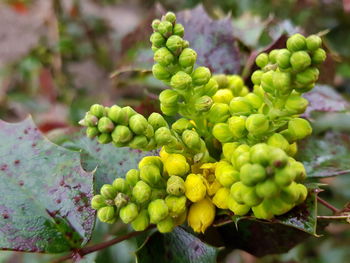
81,12 -> 327,235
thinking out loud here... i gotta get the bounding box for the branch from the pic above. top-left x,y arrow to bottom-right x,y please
317,215 -> 350,220
317,196 -> 340,214
52,226 -> 155,263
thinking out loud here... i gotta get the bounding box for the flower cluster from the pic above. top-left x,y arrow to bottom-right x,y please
81,12 -> 326,234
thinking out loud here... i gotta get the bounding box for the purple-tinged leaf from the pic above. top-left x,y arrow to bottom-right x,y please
0,117 -> 94,253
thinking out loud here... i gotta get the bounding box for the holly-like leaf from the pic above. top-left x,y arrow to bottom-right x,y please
0,117 -> 94,253
297,132 -> 350,178
135,227 -> 219,263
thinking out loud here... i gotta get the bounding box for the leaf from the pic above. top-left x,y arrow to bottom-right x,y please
177,5 -> 241,75
135,227 -> 219,263
296,131 -> 350,178
0,117 -> 94,253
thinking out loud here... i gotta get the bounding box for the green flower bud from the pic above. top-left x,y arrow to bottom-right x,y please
90,104 -> 105,118
129,135 -> 149,149
164,154 -> 190,177
192,66 -> 211,86
290,51 -> 311,71
222,142 -> 239,161
158,21 -> 173,38
154,47 -> 175,66
125,169 -> 140,186
208,103 -> 230,123
273,72 -> 291,94
80,113 -> 99,127
148,199 -> 169,223
256,179 -> 279,199
280,182 -> 300,204
195,96 -> 213,112
227,116 -> 247,139
131,209 -> 150,231
133,181 -> 152,204
261,70 -> 275,93
147,112 -> 168,130
98,133 -> 112,144
229,97 -> 253,116
171,118 -> 193,134
112,125 -> 133,144
116,106 -> 137,126
269,49 -> 280,63
164,12 -> 176,24
170,71 -> 192,90
128,114 -> 148,135
91,195 -> 106,210
288,118 -> 312,141
166,175 -> 185,196
203,78 -> 219,96
227,75 -> 244,95
166,35 -> 183,55
251,70 -> 263,85
213,74 -> 228,88
139,156 -> 163,170
119,203 -> 139,224
212,123 -> 233,143
97,206 -> 116,223
290,161 -> 306,182
140,164 -> 162,187
151,188 -> 167,200
253,85 -> 265,98
160,103 -> 178,116
173,23 -> 184,37
155,127 -> 174,145
286,33 -> 306,52
150,32 -> 165,48
252,201 -> 274,220
276,49 -> 291,69
306,35 -> 322,51
285,94 -> 308,114
216,163 -> 240,187
114,192 -> 129,208
267,133 -> 290,152
86,127 -> 100,139
152,19 -> 161,31
269,147 -> 288,168
100,184 -> 118,200
296,183 -> 308,204
233,151 -> 251,170
182,130 -> 201,150
151,45 -> 159,52
152,63 -> 171,80
274,166 -> 296,187
255,53 -> 269,68
157,216 -> 175,233
212,187 -> 230,209
97,117 -> 114,133
112,178 -> 129,194
241,186 -> 262,207
212,89 -> 233,104
244,93 -> 263,109
240,163 -> 266,186
107,105 -> 121,123
295,67 -> 319,86
230,182 -> 245,204
250,143 -> 270,166
311,48 -> 326,64
245,114 -> 269,136
165,195 -> 187,216
179,48 -> 197,67
227,196 -> 250,216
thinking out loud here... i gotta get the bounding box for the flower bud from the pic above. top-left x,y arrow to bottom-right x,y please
251,70 -> 263,85
229,97 -> 253,116
90,104 -> 105,118
267,133 -> 290,152
86,127 -> 100,139
290,51 -> 311,71
252,201 -> 274,220
148,199 -> 169,223
285,94 -> 308,114
179,48 -> 197,67
239,86 -> 249,97
107,105 -> 122,123
131,209 -> 150,231
306,35 -> 322,51
311,48 -> 326,64
150,32 -> 165,48
133,181 -> 152,204
261,70 -> 275,93
256,179 -> 279,199
166,175 -> 185,196
112,125 -> 133,144
280,182 -> 300,204
273,72 -> 291,94
202,78 -> 219,96
222,142 -> 239,161
287,142 -> 298,157
188,197 -> 215,233
117,106 -> 137,126
97,206 -> 116,223
154,126 -> 174,145
173,23 -> 185,37
216,163 -> 240,187
81,113 -> 99,127
268,49 -> 280,63
166,35 -> 183,55
255,53 -> 269,68
208,103 -> 230,123
152,63 -> 171,80
165,154 -> 190,177
212,187 -> 230,209
192,66 -> 211,86
213,74 -> 228,88
128,114 -> 148,135
163,11 -> 176,24
233,151 -> 250,170
288,118 -> 312,140
171,118 -> 193,134
152,19 -> 161,31
157,216 -> 175,233
165,195 -> 187,216
154,47 -> 175,66
253,85 -> 265,98
246,94 -> 263,110
296,183 -> 308,204
140,164 -> 162,187
274,166 -> 296,187
276,49 -> 291,69
249,143 -> 269,166
114,192 -> 129,208
184,174 -> 206,202
157,21 -> 173,38
227,116 -> 246,139
125,169 -> 140,186
286,33 -> 306,52
100,184 -> 118,200
91,195 -> 106,210
151,188 -> 167,200
290,161 -> 306,182
227,196 -> 250,216
111,178 -> 128,194
119,203 -> 139,224
98,133 -> 112,144
129,135 -> 149,149
212,123 -> 233,143
160,103 -> 178,116
227,75 -> 244,95
230,182 -> 245,204
182,130 -> 201,151
147,112 -> 168,130
139,156 -> 163,170
295,67 -> 319,86
245,114 -> 269,136
195,96 -> 213,112
170,71 -> 192,90
241,186 -> 262,207
212,89 -> 234,104
240,163 -> 266,186
269,147 -> 288,168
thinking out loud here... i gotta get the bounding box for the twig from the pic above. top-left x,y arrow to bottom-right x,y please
317,215 -> 349,220
52,226 -> 155,263
317,196 -> 340,214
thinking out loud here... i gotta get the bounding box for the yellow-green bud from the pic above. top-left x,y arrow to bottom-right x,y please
111,178 -> 128,194
150,32 -> 165,48
228,116 -> 247,139
129,135 -> 148,149
290,161 -> 306,182
98,133 -> 112,144
151,188 -> 167,200
148,112 -> 168,130
269,147 -> 288,168
128,114 -> 148,135
173,23 -> 184,37
184,174 -> 206,202
227,196 -> 250,216
131,209 -> 150,231
171,118 -> 193,134
192,66 -> 211,86
244,93 -> 263,109
255,53 -> 269,68
288,118 -> 312,141
230,181 -> 245,204
170,71 -> 192,90
166,175 -> 185,196
133,181 -> 152,204
296,184 -> 308,204
241,186 -> 262,207
245,114 -> 269,136
81,113 -> 99,127
274,166 -> 296,187
157,216 -> 175,233
233,151 -> 250,170
203,78 -> 219,96
155,127 -> 174,145
227,75 -> 244,95
160,103 -> 178,116
286,33 -> 306,52
148,199 -> 169,223
251,70 -> 263,85
100,184 -> 118,200
182,130 -> 201,151
195,96 -> 213,112
165,195 -> 187,216
295,67 -> 319,86
280,182 -> 300,203
252,201 -> 274,220
140,164 -> 162,187
250,143 -> 271,166
152,19 -> 161,31
276,49 -> 291,69
164,154 -> 190,177
273,72 -> 291,94
152,63 -> 171,80
154,47 -> 175,66
208,103 -> 230,123
97,206 -> 116,223
261,70 -> 274,93
90,104 -> 105,118
158,21 -> 173,38
256,179 -> 279,199
240,163 -> 266,186
253,85 -> 265,98
117,106 -> 137,126
215,163 -> 240,187
114,192 -> 129,208
91,195 -> 106,210
166,35 -> 183,55
229,97 -> 253,116
107,105 -> 122,123
212,89 -> 234,104
306,35 -> 322,51
163,11 -> 176,24
267,133 -> 289,152
290,51 -> 311,71
268,49 -> 280,63
222,142 -> 239,161
285,94 -> 308,114
125,169 -> 140,186
311,48 -> 326,64
86,127 -> 100,139
112,125 -> 133,144
213,74 -> 228,88
179,48 -> 197,67
212,187 -> 230,209
120,203 -> 139,224
139,156 -> 163,170
212,123 -> 233,143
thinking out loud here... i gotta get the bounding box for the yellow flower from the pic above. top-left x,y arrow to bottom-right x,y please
159,147 -> 170,163
188,197 -> 215,233
184,174 -> 206,202
164,154 -> 190,177
212,187 -> 230,209
206,179 -> 222,196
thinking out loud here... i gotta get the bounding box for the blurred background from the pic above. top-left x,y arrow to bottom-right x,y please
0,0 -> 349,262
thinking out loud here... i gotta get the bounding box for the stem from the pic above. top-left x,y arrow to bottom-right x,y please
317,196 -> 340,214
52,226 -> 155,263
317,215 -> 349,220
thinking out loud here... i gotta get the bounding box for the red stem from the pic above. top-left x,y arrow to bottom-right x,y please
317,196 -> 340,214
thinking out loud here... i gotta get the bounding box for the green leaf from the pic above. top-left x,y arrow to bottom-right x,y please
0,117 -> 95,253
297,132 -> 350,178
135,227 -> 219,263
